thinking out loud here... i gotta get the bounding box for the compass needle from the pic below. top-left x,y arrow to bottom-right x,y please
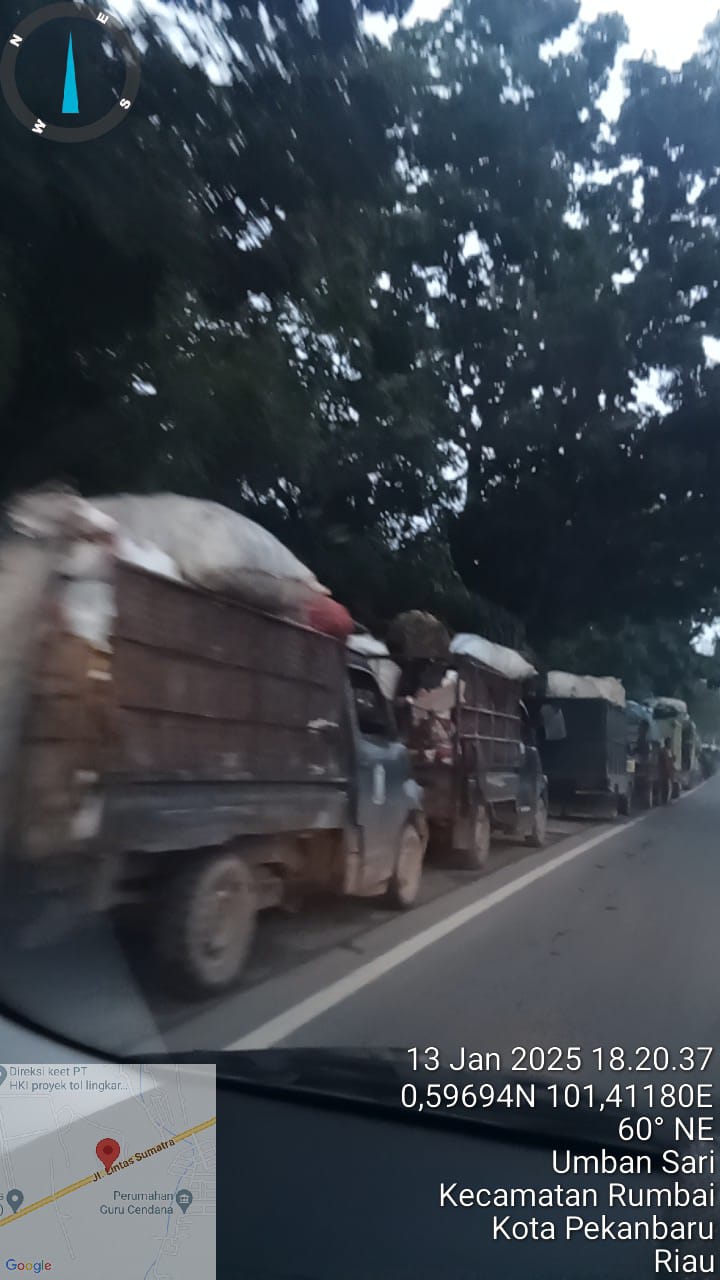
1,3 -> 140,141
61,33 -> 78,114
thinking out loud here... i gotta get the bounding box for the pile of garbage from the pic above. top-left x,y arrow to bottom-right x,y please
386,611 -> 451,663
5,487 -> 354,645
365,610 -> 538,763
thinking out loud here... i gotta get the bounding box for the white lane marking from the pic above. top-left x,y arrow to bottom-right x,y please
227,815 -> 645,1049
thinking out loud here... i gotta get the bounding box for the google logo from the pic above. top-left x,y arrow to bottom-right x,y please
5,1263 -> 52,1273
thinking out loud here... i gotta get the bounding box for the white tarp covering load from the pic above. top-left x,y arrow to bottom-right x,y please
90,493 -> 330,613
7,489 -> 183,653
546,670 -> 626,707
450,633 -> 537,681
347,633 -> 389,659
7,488 -> 329,616
347,633 -> 401,701
8,487 -> 117,541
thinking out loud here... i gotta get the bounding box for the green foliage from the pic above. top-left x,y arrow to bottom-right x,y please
543,619 -> 720,704
3,0 -> 720,679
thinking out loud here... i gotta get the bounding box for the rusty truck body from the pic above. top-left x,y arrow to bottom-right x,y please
396,651 -> 548,868
1,539 -> 427,993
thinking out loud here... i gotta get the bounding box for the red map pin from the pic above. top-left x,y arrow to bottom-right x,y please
96,1138 -> 121,1173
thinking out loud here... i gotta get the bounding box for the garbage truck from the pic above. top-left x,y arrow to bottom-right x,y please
386,616 -> 548,867
0,491 -> 428,994
626,700 -> 661,809
527,671 -> 632,817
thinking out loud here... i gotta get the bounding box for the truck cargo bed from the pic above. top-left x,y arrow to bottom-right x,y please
111,563 -> 347,785
14,558 -> 350,868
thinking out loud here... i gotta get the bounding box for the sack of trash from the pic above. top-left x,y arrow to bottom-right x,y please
7,487 -> 333,619
387,611 -> 450,662
89,493 -> 331,614
304,596 -> 354,640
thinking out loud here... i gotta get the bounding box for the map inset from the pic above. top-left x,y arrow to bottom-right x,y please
0,1062 -> 215,1278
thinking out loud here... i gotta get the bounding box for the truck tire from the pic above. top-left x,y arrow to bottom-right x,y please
157,852 -> 256,994
452,802 -> 491,871
386,821 -> 427,910
525,794 -> 548,848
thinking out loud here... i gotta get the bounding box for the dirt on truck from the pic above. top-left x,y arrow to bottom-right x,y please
0,491 -> 426,995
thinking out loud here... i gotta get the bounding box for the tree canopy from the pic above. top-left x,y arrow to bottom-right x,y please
3,0 -> 720,698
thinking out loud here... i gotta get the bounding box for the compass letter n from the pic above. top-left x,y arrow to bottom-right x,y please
9,34 -> 23,48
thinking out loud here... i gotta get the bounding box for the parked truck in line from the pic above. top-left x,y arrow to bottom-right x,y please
527,673 -> 632,817
1,538 -> 428,995
626,700 -> 661,809
389,630 -> 548,867
627,698 -> 701,804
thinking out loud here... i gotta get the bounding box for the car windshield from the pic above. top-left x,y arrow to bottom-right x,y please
0,0 -> 718,1140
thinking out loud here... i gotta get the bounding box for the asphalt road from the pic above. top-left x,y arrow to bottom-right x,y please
0,780 -> 717,1063
216,777 -> 720,1062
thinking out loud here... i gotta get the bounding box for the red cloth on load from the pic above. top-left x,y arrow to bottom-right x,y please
304,596 -> 354,638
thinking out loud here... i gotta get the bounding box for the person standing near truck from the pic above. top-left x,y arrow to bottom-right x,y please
658,737 -> 676,804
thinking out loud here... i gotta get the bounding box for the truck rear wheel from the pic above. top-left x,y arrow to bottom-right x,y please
386,821 -> 427,909
453,803 -> 491,871
157,852 -> 256,994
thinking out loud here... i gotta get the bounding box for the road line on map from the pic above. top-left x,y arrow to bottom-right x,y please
0,1116 -> 216,1225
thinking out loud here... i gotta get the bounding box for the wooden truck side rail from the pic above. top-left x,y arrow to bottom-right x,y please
110,561 -> 348,785
12,558 -> 351,879
453,655 -> 524,772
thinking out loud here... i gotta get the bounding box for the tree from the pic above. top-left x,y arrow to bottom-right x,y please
381,1 -> 720,642
543,616 -> 720,703
5,0 -> 720,659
